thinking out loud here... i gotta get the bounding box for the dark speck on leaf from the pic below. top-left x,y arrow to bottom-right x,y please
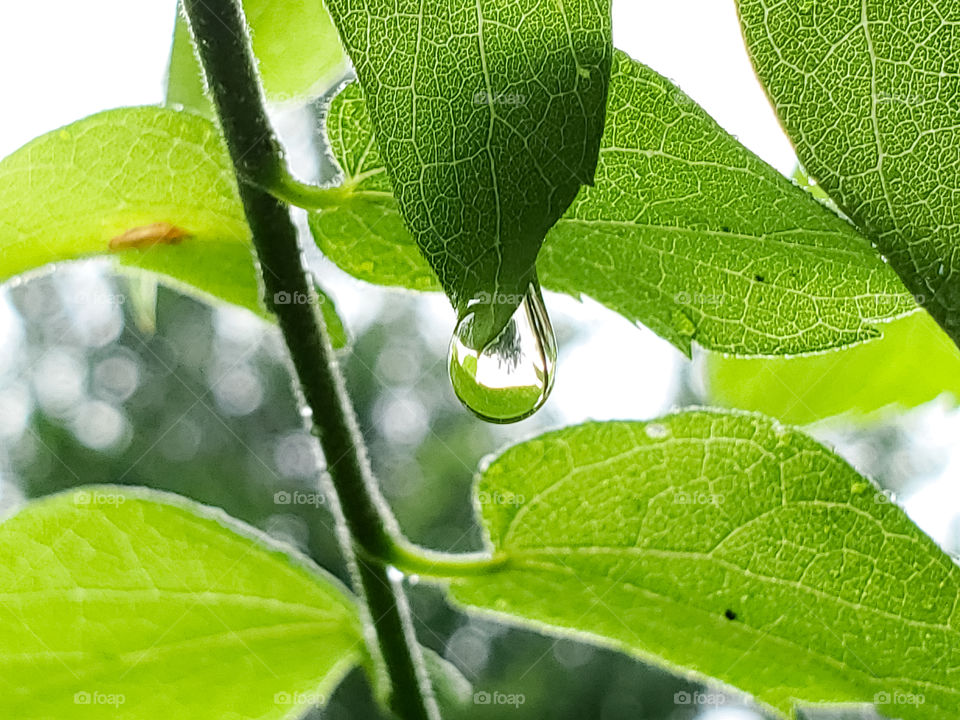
724,609 -> 737,620
754,275 -> 765,283
720,225 -> 730,233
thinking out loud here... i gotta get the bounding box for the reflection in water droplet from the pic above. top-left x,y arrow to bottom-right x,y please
448,284 -> 557,424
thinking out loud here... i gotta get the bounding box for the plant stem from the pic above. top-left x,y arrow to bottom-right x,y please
269,172 -> 352,210
387,542 -> 509,578
181,1 -> 436,718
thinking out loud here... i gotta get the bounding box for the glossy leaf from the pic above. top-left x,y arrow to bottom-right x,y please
738,0 -> 960,348
0,487 -> 363,719
451,411 -> 960,718
312,52 -> 915,356
704,311 -> 960,425
322,0 -> 613,348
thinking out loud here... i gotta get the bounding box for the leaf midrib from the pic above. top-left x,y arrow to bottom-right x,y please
0,587 -> 353,622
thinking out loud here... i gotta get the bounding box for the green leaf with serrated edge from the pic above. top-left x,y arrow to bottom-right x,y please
449,411 -> 960,719
0,486 -> 363,720
322,0 -> 612,349
311,51 -> 915,356
738,0 -> 960,349
168,0 -> 347,108
704,311 -> 960,425
0,107 -> 350,348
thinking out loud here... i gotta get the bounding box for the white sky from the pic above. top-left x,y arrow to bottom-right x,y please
0,0 -> 796,167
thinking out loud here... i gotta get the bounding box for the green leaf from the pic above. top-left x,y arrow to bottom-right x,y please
312,52 -> 915,356
0,107 -> 250,302
0,486 -> 363,719
168,0 -> 347,109
421,648 -> 472,709
450,411 -> 960,718
704,311 -> 960,425
166,4 -> 213,116
0,107 -> 349,348
321,0 -> 613,348
738,0 -> 960,348
314,279 -> 350,349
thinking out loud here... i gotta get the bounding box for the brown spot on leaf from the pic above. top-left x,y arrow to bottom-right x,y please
109,222 -> 190,251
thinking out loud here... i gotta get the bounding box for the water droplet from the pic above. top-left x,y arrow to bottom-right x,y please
448,283 -> 557,424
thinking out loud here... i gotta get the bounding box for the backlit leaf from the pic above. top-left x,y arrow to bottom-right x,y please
451,411 -> 960,718
738,0 -> 960,348
322,0 -> 613,348
0,486 -> 363,719
312,52 -> 914,355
